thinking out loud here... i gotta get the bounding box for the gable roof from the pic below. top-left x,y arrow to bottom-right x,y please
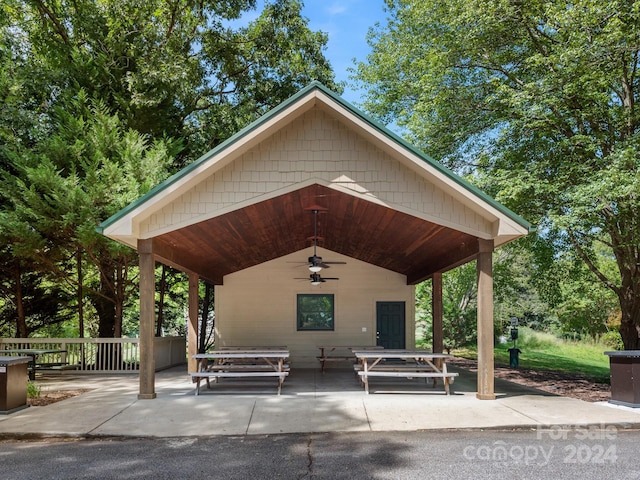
98,82 -> 531,239
97,82 -> 531,284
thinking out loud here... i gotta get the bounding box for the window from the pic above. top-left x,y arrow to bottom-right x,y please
297,294 -> 334,331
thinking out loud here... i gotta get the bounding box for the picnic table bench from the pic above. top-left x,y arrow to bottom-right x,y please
35,362 -> 79,372
191,349 -> 290,395
1,349 -> 68,379
316,346 -> 383,373
353,350 -> 458,395
218,346 -> 288,350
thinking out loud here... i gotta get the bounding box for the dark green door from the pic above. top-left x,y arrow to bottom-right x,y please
376,302 -> 406,349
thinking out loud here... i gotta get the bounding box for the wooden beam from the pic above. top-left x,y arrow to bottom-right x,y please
406,241 -> 479,284
476,238 -> 495,400
188,273 -> 199,374
138,238 -> 157,400
152,238 -> 222,284
432,272 -> 444,354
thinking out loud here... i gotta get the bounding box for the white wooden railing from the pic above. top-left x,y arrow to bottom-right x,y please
0,337 -> 186,373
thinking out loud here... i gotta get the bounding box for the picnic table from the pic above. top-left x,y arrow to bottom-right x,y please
353,349 -> 458,395
316,345 -> 384,373
1,349 -> 68,380
190,349 -> 290,395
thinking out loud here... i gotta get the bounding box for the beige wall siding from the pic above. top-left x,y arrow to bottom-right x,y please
214,248 -> 415,367
141,108 -> 493,238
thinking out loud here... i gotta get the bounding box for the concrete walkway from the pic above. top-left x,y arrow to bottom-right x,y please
1,366 -> 639,438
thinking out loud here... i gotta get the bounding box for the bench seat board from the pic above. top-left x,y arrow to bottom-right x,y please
357,370 -> 458,395
189,371 -> 289,395
205,364 -> 290,372
357,371 -> 458,378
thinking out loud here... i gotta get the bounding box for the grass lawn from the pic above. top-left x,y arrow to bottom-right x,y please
452,327 -> 613,384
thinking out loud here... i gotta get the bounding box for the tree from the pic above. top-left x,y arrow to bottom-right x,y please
199,282 -> 215,353
1,0 -> 339,337
354,0 -> 640,349
552,243 -> 619,339
416,262 -> 478,350
1,94 -> 179,337
7,0 -> 339,160
416,246 -> 551,349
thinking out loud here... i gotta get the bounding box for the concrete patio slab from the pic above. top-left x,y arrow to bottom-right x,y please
248,397 -> 371,435
498,394 -> 640,426
0,365 -> 638,439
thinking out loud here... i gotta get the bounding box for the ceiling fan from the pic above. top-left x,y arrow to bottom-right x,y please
303,209 -> 346,273
295,273 -> 340,286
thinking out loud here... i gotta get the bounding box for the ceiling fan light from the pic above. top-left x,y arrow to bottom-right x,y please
310,280 -> 321,286
309,265 -> 322,273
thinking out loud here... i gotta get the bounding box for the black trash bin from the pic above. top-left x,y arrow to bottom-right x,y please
605,351 -> 640,408
0,356 -> 30,414
508,348 -> 521,368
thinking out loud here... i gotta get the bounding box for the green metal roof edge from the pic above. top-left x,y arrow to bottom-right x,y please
97,81 -> 532,234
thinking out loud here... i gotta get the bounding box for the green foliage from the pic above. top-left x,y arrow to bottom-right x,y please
356,0 -> 640,348
553,255 -> 618,338
3,0 -> 339,158
0,0 -> 338,338
0,92 -> 179,337
512,327 -> 558,351
601,330 -> 624,351
417,245 -> 553,349
26,381 -> 41,399
0,269 -> 74,336
416,263 -> 477,349
457,327 -> 612,382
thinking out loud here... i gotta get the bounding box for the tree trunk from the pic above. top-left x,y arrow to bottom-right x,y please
90,255 -> 128,338
77,249 -> 84,338
114,264 -> 124,338
14,259 -> 28,338
156,265 -> 166,337
619,288 -> 640,350
610,227 -> 640,350
199,282 -> 214,353
94,263 -> 116,338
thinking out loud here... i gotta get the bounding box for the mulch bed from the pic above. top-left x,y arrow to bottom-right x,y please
450,357 -> 611,403
28,390 -> 91,406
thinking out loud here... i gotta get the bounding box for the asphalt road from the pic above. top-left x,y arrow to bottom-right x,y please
2,429 -> 640,479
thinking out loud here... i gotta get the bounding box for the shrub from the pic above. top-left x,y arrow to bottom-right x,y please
515,327 -> 559,350
601,330 -> 624,350
26,381 -> 41,399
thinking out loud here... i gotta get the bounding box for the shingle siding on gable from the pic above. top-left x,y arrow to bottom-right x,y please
141,108 -> 492,237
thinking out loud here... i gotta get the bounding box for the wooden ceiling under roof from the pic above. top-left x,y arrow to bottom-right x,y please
150,184 -> 480,285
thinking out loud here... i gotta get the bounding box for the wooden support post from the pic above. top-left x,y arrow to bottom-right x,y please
476,239 -> 495,400
138,239 -> 157,400
432,272 -> 444,354
188,273 -> 199,374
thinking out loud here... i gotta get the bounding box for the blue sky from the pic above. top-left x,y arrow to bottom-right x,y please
237,1 -> 389,104
300,1 -> 388,103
